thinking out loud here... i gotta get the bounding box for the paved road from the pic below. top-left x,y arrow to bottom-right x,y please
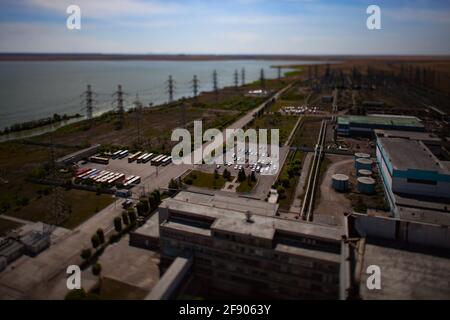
289,152 -> 313,214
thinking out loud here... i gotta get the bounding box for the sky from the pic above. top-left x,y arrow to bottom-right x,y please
0,0 -> 449,55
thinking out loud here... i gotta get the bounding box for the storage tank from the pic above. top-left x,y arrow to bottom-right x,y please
332,174 -> 349,192
354,152 -> 370,160
357,169 -> 372,177
357,177 -> 376,194
355,158 -> 373,171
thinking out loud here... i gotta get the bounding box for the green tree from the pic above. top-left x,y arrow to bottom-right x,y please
214,169 -> 219,179
81,248 -> 92,260
96,228 -> 105,244
91,234 -> 100,249
122,211 -> 130,225
92,263 -> 102,276
250,171 -> 257,182
114,216 -> 122,232
237,169 -> 246,182
223,168 -> 231,181
128,209 -> 137,225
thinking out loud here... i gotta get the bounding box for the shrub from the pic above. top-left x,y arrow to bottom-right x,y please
81,248 -> 92,260
114,217 -> 122,232
91,234 -> 100,249
96,228 -> 105,244
122,211 -> 130,225
128,209 -> 137,224
92,263 -> 102,276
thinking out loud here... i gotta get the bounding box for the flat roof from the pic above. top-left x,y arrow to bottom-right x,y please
338,115 -> 423,128
164,191 -> 343,242
374,129 -> 441,143
360,244 -> 450,299
378,137 -> 449,174
132,214 -> 160,238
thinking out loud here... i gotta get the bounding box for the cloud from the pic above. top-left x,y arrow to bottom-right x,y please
26,0 -> 183,19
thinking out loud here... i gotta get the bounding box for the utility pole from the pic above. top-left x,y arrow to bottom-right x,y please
260,68 -> 265,88
212,70 -> 218,94
166,75 -> 175,103
241,68 -> 246,86
192,75 -> 199,98
113,85 -> 125,129
134,93 -> 143,146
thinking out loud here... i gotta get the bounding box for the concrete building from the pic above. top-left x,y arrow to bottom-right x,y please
376,136 -> 450,225
130,213 -> 160,250
157,191 -> 345,299
56,144 -> 101,165
337,115 -> 424,137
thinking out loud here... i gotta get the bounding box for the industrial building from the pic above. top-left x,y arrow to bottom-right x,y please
337,115 -> 424,136
376,136 -> 450,225
154,191 -> 345,299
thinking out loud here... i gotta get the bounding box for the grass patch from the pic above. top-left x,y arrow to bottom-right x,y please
7,189 -> 115,229
246,113 -> 298,145
274,150 -> 303,210
236,179 -> 256,193
183,170 -> 230,190
291,117 -> 324,148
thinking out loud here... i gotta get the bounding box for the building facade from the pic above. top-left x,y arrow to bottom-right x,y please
158,192 -> 345,299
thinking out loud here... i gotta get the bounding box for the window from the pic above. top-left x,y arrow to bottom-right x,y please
407,178 -> 437,185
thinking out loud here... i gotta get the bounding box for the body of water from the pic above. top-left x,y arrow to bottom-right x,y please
0,59 -> 325,138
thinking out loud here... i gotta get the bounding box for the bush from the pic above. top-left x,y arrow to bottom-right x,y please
92,263 -> 102,276
185,178 -> 193,185
128,209 -> 137,224
122,211 -> 130,225
223,169 -> 231,181
91,234 -> 100,249
65,289 -> 87,300
96,228 -> 105,244
238,169 -> 246,182
114,217 -> 122,232
81,248 -> 92,260
109,233 -> 121,243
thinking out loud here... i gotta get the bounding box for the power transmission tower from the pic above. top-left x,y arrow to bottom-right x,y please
166,75 -> 175,103
212,70 -> 218,94
45,133 -> 70,235
260,68 -> 265,88
83,84 -> 94,120
234,69 -> 239,89
113,85 -> 125,129
192,75 -> 199,98
277,66 -> 282,80
134,93 -> 143,146
241,68 -> 246,86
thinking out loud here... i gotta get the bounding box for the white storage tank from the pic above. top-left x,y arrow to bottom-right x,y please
357,169 -> 372,177
354,152 -> 370,160
357,177 -> 376,194
332,174 -> 349,192
355,158 -> 373,171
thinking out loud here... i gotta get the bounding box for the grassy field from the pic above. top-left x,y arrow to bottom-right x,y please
291,117 -> 324,148
275,150 -> 303,210
246,113 -> 298,146
0,218 -> 23,236
183,170 -> 231,190
7,189 -> 115,229
236,179 -> 256,193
